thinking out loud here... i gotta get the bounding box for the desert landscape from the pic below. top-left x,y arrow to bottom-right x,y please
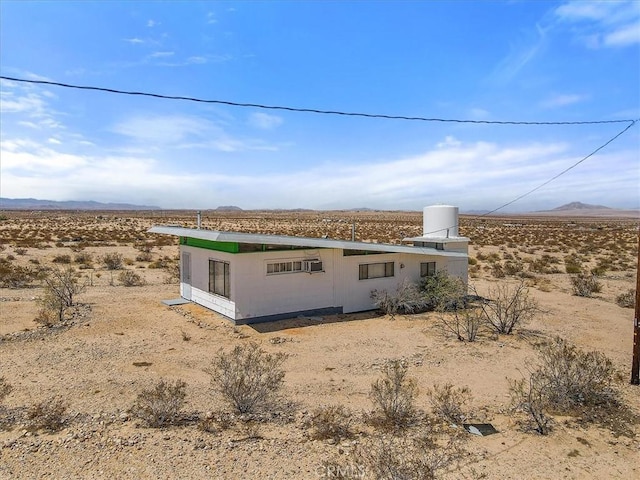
0,209 -> 638,479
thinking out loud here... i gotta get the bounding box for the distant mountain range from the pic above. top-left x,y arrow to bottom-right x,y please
532,202 -> 638,218
0,198 -> 161,210
1,198 -> 637,217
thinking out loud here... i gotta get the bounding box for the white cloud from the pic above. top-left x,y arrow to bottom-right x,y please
604,23 -> 640,46
2,131 -> 637,211
206,12 -> 217,24
124,37 -> 145,44
248,112 -> 283,130
540,93 -> 588,109
149,51 -> 174,58
147,19 -> 158,28
554,0 -> 640,48
490,23 -> 549,83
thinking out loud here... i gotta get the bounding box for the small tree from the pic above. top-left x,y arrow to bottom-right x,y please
369,360 -> 418,430
36,266 -> 86,324
477,280 -> 539,335
209,343 -> 287,414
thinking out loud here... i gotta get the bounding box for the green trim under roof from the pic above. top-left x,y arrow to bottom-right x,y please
180,236 -> 319,253
180,237 -> 239,253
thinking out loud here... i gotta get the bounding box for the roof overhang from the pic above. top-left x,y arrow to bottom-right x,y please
148,226 -> 467,258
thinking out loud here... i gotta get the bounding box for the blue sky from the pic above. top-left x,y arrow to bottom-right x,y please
1,1 -> 638,211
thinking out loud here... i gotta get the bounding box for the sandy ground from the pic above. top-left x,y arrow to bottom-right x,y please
0,213 -> 638,479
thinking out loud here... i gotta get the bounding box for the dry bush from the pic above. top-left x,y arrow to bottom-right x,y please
564,254 -> 582,274
0,377 -> 12,404
438,307 -> 482,342
130,379 -> 187,428
427,383 -> 471,424
370,281 -> 428,318
420,270 -> 467,311
510,337 -> 618,434
307,405 -> 353,441
0,258 -> 38,288
616,289 -> 635,308
209,343 -> 287,414
14,248 -> 27,256
368,360 -> 418,431
118,270 -> 146,287
570,272 -> 602,297
74,252 -> 93,265
476,280 -> 539,335
509,373 -> 554,435
52,254 -> 72,264
350,428 -> 466,480
101,252 -> 124,270
36,266 -> 86,325
27,397 -> 67,433
136,251 -> 153,262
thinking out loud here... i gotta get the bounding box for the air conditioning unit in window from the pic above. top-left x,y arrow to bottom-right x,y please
303,259 -> 323,273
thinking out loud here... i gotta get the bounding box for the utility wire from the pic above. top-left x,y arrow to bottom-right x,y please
1,75 -> 636,126
421,118 -> 639,237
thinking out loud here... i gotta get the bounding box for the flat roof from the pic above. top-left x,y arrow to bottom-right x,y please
148,226 -> 467,258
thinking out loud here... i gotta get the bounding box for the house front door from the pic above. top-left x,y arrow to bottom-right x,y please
181,252 -> 192,300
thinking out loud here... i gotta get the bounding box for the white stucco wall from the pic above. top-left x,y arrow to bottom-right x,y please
178,244 -> 467,322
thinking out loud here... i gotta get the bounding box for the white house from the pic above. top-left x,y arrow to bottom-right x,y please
148,205 -> 468,324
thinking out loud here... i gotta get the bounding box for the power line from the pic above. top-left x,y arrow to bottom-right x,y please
421,118 -> 639,236
1,75 -> 636,126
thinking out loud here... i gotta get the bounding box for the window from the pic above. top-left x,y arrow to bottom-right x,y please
424,242 -> 444,250
267,261 -> 303,274
420,262 -> 436,277
209,260 -> 230,298
359,261 -> 394,280
266,259 -> 323,275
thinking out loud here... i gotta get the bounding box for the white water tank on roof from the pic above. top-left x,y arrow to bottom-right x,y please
423,205 -> 459,237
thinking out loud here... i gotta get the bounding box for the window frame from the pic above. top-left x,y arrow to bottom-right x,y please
208,259 -> 230,298
359,261 -> 395,280
420,261 -> 437,277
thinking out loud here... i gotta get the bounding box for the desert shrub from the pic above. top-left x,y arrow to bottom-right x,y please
509,374 -> 554,435
476,280 -> 539,334
491,263 -> 505,278
36,266 -> 86,325
0,259 -> 38,288
14,248 -> 27,256
504,260 -> 523,276
0,377 -> 12,404
370,281 -> 428,318
570,272 -> 602,297
74,252 -> 93,265
537,337 -> 615,410
136,251 -> 153,262
510,337 -> 617,434
52,254 -> 72,264
350,429 -> 465,480
27,397 -> 67,433
209,343 -> 287,414
368,360 -> 418,430
419,270 -> 466,311
307,405 -> 353,441
118,270 -> 146,287
616,289 -> 635,308
438,307 -> 482,342
101,252 -> 124,270
564,254 -> 582,274
427,383 -> 471,424
131,379 -> 187,428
